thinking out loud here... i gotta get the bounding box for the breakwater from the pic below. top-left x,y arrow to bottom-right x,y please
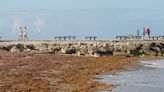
0,40 -> 164,57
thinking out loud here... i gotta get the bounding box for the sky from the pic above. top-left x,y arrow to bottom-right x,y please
0,0 -> 164,40
0,0 -> 164,10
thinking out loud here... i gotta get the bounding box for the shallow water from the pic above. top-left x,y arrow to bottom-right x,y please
101,60 -> 164,92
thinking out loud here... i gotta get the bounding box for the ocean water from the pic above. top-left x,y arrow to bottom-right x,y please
100,59 -> 164,92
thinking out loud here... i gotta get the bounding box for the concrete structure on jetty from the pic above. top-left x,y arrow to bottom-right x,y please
0,40 -> 164,57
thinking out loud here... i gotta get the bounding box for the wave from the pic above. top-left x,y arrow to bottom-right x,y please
140,60 -> 164,68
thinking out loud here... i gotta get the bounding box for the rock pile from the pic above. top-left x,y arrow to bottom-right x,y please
0,41 -> 163,57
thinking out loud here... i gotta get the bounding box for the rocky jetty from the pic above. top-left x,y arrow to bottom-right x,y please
0,40 -> 164,57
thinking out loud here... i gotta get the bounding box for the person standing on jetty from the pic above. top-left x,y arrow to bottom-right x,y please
142,27 -> 146,39
18,27 -> 23,41
18,26 -> 29,41
23,26 -> 29,41
146,26 -> 151,38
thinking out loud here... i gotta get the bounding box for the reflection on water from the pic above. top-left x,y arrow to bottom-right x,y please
101,60 -> 164,92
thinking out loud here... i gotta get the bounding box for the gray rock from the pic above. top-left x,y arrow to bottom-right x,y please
60,47 -> 76,54
144,50 -> 157,56
10,46 -> 19,52
0,40 -> 163,57
16,44 -> 25,51
113,51 -> 126,56
4,45 -> 15,51
92,52 -> 100,57
23,48 -> 31,52
26,44 -> 36,50
77,45 -> 88,55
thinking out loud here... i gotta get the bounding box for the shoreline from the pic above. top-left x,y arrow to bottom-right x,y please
0,51 -> 163,92
98,56 -> 164,92
100,59 -> 164,92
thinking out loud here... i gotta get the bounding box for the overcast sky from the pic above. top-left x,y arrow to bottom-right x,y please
0,0 -> 164,40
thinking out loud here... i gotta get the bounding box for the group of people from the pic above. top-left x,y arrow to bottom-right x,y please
18,26 -> 28,41
142,26 -> 151,39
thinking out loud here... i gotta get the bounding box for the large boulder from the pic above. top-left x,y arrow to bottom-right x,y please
126,43 -> 137,51
52,44 -> 61,54
36,43 -> 49,52
26,44 -> 36,50
4,45 -> 15,51
144,50 -> 157,56
53,48 -> 61,54
88,46 -> 98,55
77,45 -> 88,55
114,44 -> 127,52
10,46 -> 19,52
113,44 -> 127,56
126,44 -> 144,56
92,52 -> 100,57
142,43 -> 157,56
96,51 -> 113,56
16,44 -> 25,51
60,47 -> 76,54
113,51 -> 126,56
0,45 -> 4,51
23,48 -> 31,52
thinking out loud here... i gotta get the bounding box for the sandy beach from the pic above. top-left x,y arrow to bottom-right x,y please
0,51 -> 146,92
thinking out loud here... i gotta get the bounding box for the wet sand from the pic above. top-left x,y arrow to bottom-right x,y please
100,60 -> 164,92
0,51 -> 159,92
